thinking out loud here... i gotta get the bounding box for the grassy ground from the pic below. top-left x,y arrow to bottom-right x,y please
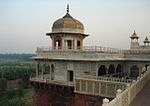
22,88 -> 33,106
0,88 -> 33,106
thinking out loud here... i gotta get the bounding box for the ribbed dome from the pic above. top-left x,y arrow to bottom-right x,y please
52,13 -> 84,30
52,6 -> 84,34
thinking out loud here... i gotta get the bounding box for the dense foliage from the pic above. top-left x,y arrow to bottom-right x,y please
0,54 -> 36,106
0,88 -> 33,106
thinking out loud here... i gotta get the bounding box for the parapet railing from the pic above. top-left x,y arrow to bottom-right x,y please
124,49 -> 150,54
75,75 -> 133,84
30,77 -> 74,87
36,46 -> 124,54
75,74 -> 132,98
83,46 -> 124,54
102,65 -> 150,106
36,46 -> 150,55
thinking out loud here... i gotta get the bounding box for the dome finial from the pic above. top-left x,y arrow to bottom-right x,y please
67,4 -> 69,13
134,30 -> 136,34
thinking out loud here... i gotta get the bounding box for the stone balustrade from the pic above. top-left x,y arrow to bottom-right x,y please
36,46 -> 150,55
75,75 -> 133,84
75,75 -> 131,98
103,65 -> 150,106
36,46 -> 124,54
30,77 -> 74,87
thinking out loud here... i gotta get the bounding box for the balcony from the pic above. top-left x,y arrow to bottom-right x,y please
74,73 -> 133,98
36,46 -> 125,54
34,46 -> 150,61
34,46 -> 126,61
30,76 -> 74,87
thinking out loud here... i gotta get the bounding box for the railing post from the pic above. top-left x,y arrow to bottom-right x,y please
102,98 -> 109,106
116,89 -> 122,96
79,80 -> 82,92
137,76 -> 140,81
126,83 -> 130,89
116,89 -> 122,106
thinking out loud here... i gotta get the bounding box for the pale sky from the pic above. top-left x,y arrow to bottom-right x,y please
0,0 -> 150,53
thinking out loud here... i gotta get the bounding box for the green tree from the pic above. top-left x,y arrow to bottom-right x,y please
0,78 -> 7,91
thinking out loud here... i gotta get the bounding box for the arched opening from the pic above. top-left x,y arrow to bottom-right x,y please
130,65 -> 139,79
37,63 -> 42,78
51,64 -> 55,80
116,64 -> 122,73
108,65 -> 115,74
77,41 -> 81,49
54,36 -> 62,49
67,40 -> 72,49
43,63 -> 50,79
98,65 -> 106,76
68,70 -> 74,81
145,64 -> 149,71
56,40 -> 61,49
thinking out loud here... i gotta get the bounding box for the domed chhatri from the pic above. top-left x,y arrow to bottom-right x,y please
144,36 -> 150,44
52,4 -> 84,34
130,30 -> 139,39
46,5 -> 89,50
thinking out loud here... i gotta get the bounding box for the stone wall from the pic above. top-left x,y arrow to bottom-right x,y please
74,93 -> 108,106
32,87 -> 105,106
33,87 -> 74,106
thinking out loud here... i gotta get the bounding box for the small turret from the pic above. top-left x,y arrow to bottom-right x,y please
130,31 -> 139,49
144,36 -> 150,46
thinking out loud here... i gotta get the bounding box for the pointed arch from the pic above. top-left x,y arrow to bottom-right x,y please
108,64 -> 115,74
98,65 -> 106,76
54,36 -> 62,49
43,63 -> 50,79
77,40 -> 81,49
130,65 -> 139,79
116,64 -> 122,73
37,63 -> 42,77
51,64 -> 55,80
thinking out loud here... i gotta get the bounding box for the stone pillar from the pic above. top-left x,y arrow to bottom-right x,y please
49,65 -> 51,81
95,63 -> 99,76
93,81 -> 95,94
99,82 -> 101,95
74,39 -> 77,50
79,80 -> 82,92
125,63 -> 130,76
85,80 -> 88,92
114,64 -> 117,74
41,65 -> 44,79
36,63 -> 38,79
102,98 -> 109,106
105,84 -> 108,95
106,64 -> 109,75
62,38 -> 65,50
139,65 -> 143,76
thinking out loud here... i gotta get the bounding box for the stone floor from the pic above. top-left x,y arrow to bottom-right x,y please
129,80 -> 150,106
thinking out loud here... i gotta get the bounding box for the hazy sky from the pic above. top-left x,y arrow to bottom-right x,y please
0,0 -> 150,53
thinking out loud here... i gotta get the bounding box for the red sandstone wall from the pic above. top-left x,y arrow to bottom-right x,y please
31,81 -> 105,106
74,93 -> 103,106
33,88 -> 75,106
33,89 -> 104,106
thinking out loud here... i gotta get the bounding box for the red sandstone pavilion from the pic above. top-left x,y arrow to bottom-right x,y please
30,5 -> 150,106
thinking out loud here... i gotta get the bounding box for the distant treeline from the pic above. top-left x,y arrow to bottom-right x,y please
0,54 -> 35,62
